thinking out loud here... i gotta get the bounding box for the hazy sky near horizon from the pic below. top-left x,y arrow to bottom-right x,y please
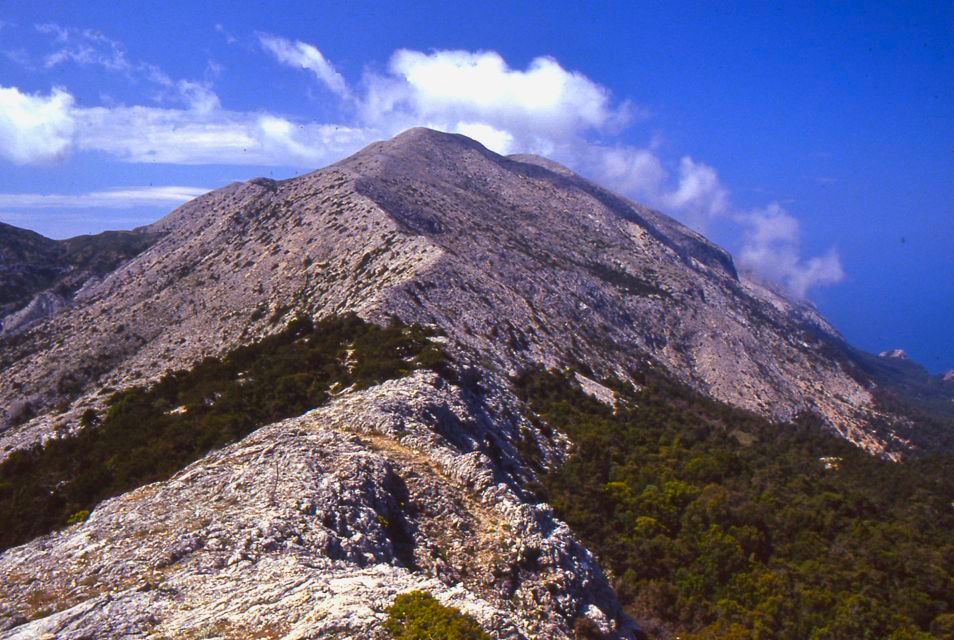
0,1 -> 951,371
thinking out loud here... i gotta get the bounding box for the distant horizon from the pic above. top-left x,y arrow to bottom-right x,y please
1,2 -> 951,371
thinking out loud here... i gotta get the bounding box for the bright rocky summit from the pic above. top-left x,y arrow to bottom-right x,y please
0,128 -> 951,639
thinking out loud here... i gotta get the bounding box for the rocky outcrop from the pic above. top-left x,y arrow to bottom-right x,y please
0,291 -> 67,336
0,372 -> 636,639
879,348 -> 910,360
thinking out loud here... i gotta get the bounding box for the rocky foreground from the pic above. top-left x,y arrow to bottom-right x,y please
1,372 -> 635,638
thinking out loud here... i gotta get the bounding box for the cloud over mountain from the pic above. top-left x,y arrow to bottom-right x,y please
0,86 -> 75,164
0,27 -> 843,297
737,203 -> 844,298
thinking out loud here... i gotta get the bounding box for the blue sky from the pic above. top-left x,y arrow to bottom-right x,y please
0,1 -> 951,372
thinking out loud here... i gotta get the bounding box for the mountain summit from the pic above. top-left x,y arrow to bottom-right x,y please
2,128 -> 948,458
0,128 -> 951,638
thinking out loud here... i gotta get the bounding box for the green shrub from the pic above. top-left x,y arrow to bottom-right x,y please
385,591 -> 490,640
66,510 -> 90,525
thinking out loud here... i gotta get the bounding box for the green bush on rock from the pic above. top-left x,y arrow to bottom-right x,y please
385,591 -> 490,640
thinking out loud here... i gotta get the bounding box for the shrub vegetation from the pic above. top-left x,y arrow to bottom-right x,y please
514,367 -> 954,640
0,313 -> 446,551
385,590 -> 490,640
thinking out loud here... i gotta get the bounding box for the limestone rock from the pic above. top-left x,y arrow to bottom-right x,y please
0,373 -> 636,639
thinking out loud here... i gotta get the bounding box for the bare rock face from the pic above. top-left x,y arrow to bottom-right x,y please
0,290 -> 67,336
880,348 -> 910,360
0,372 -> 635,639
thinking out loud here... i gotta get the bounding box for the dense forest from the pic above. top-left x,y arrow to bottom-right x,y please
514,368 -> 954,640
0,314 -> 446,551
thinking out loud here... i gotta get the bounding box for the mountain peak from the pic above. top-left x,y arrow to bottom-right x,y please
2,127 -> 950,466
879,348 -> 910,360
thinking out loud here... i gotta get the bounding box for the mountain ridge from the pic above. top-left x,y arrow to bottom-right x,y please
1,127 -> 951,459
1,127 -> 952,638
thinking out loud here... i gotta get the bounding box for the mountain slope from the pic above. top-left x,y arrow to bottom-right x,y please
0,223 -> 161,336
2,128 -> 946,458
0,128 -> 951,639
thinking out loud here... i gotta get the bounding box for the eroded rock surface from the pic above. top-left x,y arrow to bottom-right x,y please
0,372 -> 634,639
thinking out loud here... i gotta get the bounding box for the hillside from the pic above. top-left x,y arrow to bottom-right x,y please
0,128 -> 951,639
0,223 -> 161,337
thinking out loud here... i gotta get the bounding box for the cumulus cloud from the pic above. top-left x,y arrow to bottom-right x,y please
0,86 -> 75,164
577,146 -> 728,231
259,34 -> 350,98
0,186 -> 210,208
0,34 -> 845,297
661,157 -> 729,224
736,203 -> 844,298
452,122 -> 515,154
361,49 -> 631,152
587,146 -> 667,196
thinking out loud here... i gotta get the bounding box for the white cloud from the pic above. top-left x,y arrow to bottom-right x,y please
175,80 -> 221,113
0,86 -> 75,164
259,34 -> 350,99
361,49 -> 631,151
0,37 -> 845,298
32,23 -> 220,113
576,146 -> 728,232
36,23 -> 132,72
661,156 -> 729,224
736,203 -> 844,298
73,105 -> 256,164
70,104 -> 371,166
452,122 -> 515,154
587,146 -> 667,196
0,186 -> 210,209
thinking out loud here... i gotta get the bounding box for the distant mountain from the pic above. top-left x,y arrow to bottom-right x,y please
0,223 -> 161,335
0,129 -> 951,638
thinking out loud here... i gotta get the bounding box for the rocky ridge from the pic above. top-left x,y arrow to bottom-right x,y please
0,372 -> 633,639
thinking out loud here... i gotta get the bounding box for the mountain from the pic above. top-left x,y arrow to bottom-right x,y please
0,128 -> 951,639
2,129 -> 950,459
0,223 -> 161,336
